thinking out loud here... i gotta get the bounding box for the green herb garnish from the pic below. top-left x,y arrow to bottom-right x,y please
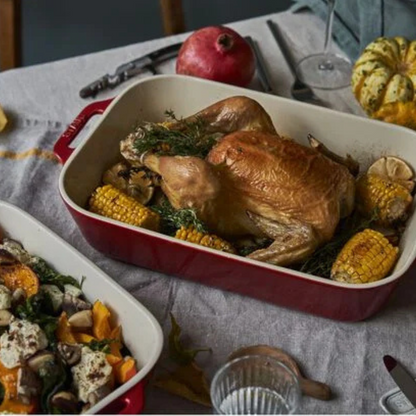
133,111 -> 217,159
150,198 -> 208,235
85,338 -> 115,354
31,258 -> 80,291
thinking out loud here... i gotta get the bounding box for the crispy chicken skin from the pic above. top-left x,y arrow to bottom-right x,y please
123,96 -> 356,266
143,130 -> 355,266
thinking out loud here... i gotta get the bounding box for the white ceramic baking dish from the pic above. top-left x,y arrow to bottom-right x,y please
54,74 -> 416,322
0,200 -> 163,414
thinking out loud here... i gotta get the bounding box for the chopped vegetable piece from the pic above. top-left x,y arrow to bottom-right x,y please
0,263 -> 39,297
114,357 -> 137,384
88,184 -> 160,231
56,312 -> 77,344
109,326 -> 123,358
175,225 -> 236,254
0,361 -> 37,414
331,229 -> 399,284
92,300 -> 112,340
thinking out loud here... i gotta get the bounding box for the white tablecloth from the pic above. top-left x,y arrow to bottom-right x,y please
0,9 -> 414,415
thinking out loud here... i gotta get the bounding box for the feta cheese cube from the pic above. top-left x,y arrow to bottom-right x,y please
0,319 -> 48,368
72,347 -> 112,403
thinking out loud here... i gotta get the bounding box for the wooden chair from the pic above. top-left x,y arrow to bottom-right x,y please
159,0 -> 186,36
0,0 -> 185,71
0,0 -> 21,71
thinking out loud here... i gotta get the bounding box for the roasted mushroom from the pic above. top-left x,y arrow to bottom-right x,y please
0,238 -> 32,264
0,249 -> 17,266
62,293 -> 92,317
27,351 -> 55,373
102,162 -> 155,205
57,343 -> 82,366
50,391 -> 79,414
68,310 -> 93,331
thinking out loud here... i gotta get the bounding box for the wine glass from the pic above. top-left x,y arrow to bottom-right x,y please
295,0 -> 352,90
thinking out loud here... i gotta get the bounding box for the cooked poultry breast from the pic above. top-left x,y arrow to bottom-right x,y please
121,96 -> 356,266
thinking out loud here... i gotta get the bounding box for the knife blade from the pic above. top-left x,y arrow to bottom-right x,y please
245,36 -> 274,94
384,355 -> 416,408
79,42 -> 182,99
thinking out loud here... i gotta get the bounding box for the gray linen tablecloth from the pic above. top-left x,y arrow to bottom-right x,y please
0,9 -> 415,415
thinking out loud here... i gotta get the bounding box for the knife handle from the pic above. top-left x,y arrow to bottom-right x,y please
54,99 -> 113,164
299,377 -> 332,401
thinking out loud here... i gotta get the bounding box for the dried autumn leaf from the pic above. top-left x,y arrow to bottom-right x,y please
154,361 -> 211,407
154,313 -> 212,407
0,105 -> 7,133
168,313 -> 211,366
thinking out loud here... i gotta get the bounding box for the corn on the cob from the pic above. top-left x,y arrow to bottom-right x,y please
175,225 -> 236,254
88,184 -> 160,231
331,228 -> 399,284
356,173 -> 413,226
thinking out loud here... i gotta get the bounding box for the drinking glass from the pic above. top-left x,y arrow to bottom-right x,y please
210,355 -> 301,414
295,0 -> 352,89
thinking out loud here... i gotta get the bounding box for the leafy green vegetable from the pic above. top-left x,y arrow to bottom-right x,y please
38,359 -> 69,414
31,258 -> 80,291
133,111 -> 217,159
168,313 -> 211,366
150,199 -> 208,235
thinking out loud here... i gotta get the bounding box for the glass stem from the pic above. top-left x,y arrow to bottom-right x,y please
319,0 -> 336,71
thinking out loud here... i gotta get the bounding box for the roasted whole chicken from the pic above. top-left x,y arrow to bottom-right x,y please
120,96 -> 356,266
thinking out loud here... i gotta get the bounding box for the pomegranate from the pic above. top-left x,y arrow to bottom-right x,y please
176,26 -> 255,87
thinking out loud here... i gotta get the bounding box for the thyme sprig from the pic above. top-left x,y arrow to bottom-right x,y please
298,209 -> 380,278
150,198 -> 208,235
133,111 -> 217,159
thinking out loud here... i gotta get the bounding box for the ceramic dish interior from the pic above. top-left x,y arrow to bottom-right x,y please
59,75 -> 416,292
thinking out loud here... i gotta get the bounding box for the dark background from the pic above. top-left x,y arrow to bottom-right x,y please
21,0 -> 293,66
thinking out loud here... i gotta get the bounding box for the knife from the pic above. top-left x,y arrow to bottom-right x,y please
384,355 -> 416,408
245,36 -> 274,94
79,42 -> 183,99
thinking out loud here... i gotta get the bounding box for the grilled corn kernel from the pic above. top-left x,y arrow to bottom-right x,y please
331,228 -> 399,284
356,174 -> 413,226
88,184 -> 160,231
175,226 -> 236,254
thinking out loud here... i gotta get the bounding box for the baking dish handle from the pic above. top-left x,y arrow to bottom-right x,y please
99,381 -> 145,414
53,98 -> 113,164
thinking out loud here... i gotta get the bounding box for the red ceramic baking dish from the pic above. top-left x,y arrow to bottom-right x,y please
54,75 -> 416,322
0,200 -> 163,414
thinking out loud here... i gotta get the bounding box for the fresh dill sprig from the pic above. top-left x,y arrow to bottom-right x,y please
298,209 -> 379,278
150,198 -> 208,235
133,111 -> 217,159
